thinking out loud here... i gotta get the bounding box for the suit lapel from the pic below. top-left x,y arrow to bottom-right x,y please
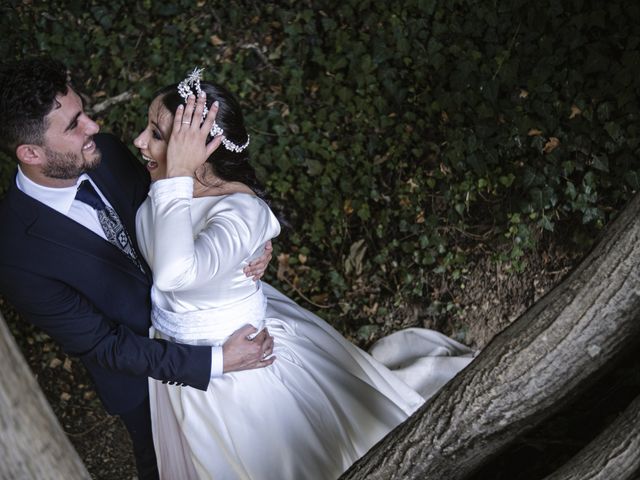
8,182 -> 151,282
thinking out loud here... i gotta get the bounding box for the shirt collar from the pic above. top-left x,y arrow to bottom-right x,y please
16,166 -> 94,216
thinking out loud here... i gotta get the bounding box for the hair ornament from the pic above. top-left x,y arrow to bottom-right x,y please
177,67 -> 204,101
176,67 -> 250,153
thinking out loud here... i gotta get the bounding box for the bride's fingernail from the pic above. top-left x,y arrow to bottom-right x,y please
213,100 -> 219,107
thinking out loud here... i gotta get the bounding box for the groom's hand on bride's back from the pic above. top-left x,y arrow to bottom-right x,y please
244,241 -> 273,281
222,324 -> 275,373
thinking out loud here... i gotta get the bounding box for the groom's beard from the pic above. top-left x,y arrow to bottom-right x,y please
42,146 -> 101,179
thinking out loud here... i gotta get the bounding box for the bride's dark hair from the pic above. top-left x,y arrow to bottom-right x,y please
154,82 -> 267,201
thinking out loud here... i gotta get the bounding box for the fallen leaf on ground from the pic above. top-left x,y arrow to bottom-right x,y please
543,137 -> 560,154
49,358 -> 62,368
63,357 -> 73,373
569,105 -> 582,119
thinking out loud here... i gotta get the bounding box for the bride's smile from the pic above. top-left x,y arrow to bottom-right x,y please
134,96 -> 173,181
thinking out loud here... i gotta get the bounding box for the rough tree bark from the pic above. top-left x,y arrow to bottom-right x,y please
543,394 -> 640,480
341,192 -> 640,480
0,311 -> 90,480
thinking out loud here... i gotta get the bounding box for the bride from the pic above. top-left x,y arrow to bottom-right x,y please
133,68 -> 474,479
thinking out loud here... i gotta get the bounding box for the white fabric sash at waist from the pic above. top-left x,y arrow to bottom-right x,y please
151,286 -> 267,346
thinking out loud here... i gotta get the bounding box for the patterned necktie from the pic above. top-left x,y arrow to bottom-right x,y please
75,180 -> 144,272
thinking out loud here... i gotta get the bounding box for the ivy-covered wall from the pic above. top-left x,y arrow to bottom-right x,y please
1,0 -> 639,340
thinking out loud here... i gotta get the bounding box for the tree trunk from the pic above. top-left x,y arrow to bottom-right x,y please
341,192 -> 640,480
543,394 -> 640,480
0,311 -> 90,480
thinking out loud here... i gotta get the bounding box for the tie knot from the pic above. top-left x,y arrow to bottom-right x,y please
75,180 -> 106,211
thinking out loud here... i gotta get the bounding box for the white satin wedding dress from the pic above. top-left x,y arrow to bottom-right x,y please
136,177 -> 474,480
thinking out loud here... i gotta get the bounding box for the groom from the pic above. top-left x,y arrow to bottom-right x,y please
0,57 -> 274,479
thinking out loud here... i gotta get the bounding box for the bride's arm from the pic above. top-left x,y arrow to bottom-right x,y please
166,93 -> 273,282
149,94 -> 278,291
149,93 -> 221,291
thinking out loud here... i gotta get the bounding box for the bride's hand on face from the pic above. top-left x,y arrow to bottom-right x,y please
165,92 -> 222,178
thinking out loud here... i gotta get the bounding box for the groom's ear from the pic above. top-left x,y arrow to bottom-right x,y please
16,144 -> 46,165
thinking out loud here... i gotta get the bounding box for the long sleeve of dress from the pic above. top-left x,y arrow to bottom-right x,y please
140,177 -> 280,294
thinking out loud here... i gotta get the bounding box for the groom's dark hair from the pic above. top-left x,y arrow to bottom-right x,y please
0,56 -> 69,155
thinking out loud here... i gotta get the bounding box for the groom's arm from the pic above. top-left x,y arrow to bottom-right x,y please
0,265 -> 212,389
1,265 -> 274,383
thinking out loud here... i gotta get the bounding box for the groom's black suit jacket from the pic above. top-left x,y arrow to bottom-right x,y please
0,133 -> 211,415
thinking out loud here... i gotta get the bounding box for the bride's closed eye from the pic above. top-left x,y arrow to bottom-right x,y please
152,128 -> 163,141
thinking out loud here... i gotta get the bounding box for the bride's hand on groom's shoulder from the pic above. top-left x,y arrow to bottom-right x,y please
222,325 -> 275,373
166,91 -> 222,178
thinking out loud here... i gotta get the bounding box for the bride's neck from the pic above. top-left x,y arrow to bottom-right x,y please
192,166 -> 254,198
